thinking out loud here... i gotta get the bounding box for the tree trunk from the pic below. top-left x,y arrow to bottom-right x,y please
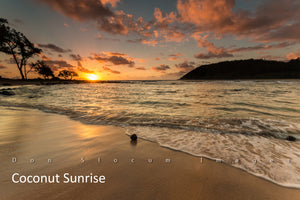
17,66 -> 25,80
24,66 -> 27,80
10,48 -> 25,80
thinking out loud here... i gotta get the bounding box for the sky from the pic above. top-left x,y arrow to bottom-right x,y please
0,0 -> 300,80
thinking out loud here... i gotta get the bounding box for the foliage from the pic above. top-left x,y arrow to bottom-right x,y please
0,18 -> 42,80
58,70 -> 78,80
30,60 -> 54,80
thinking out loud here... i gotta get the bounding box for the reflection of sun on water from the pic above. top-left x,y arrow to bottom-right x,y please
87,74 -> 99,80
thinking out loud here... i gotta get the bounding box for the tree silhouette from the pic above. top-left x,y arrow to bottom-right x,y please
58,70 -> 78,80
0,18 -> 41,80
30,60 -> 54,80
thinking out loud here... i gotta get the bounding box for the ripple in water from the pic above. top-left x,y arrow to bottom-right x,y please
0,80 -> 300,187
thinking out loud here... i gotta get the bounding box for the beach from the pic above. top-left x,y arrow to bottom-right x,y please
0,107 -> 299,200
1,0 -> 300,198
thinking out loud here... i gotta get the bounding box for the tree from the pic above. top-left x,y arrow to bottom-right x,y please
58,70 -> 78,80
30,60 -> 54,80
0,18 -> 41,80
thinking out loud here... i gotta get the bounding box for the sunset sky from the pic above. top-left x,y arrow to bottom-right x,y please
1,0 -> 300,80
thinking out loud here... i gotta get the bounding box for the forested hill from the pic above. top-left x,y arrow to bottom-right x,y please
180,58 -> 300,80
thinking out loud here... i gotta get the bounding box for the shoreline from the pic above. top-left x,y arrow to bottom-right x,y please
0,106 -> 299,199
1,78 -> 300,87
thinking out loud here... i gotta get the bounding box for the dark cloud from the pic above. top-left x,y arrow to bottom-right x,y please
36,0 -> 114,21
92,53 -> 135,67
152,64 -> 170,72
229,42 -> 295,53
38,43 -> 71,53
69,54 -> 91,73
135,67 -> 146,70
71,54 -> 84,73
102,66 -> 120,74
255,23 -> 300,42
108,56 -> 134,66
103,52 -> 127,57
68,54 -> 95,73
127,39 -> 143,43
35,0 -> 129,35
175,61 -> 195,72
44,59 -> 75,71
69,54 -> 82,61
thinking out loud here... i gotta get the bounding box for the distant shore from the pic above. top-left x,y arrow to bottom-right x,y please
0,78 -> 145,86
181,58 -> 300,80
0,78 -> 98,86
2,78 -> 300,88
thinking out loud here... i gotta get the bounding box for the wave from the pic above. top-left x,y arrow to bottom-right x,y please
1,82 -> 300,188
125,126 -> 300,188
0,99 -> 299,141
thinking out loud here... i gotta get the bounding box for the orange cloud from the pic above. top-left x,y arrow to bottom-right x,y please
192,34 -> 233,59
39,53 -> 51,61
177,0 -> 236,34
286,50 -> 300,60
177,0 -> 300,43
0,63 -> 7,69
138,59 -> 146,63
141,39 -> 158,47
153,8 -> 177,29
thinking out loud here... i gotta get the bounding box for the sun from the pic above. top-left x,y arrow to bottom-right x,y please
87,74 -> 99,81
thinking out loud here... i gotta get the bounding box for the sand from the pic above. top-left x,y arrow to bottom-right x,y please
0,107 -> 299,200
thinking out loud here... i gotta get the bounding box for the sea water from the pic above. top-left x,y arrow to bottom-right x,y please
0,80 -> 300,187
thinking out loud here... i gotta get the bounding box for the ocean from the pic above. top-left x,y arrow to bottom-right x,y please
0,80 -> 300,188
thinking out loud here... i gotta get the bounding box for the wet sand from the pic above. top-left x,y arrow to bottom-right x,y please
0,107 -> 299,200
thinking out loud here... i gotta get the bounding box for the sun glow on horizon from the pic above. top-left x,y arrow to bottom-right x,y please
87,74 -> 100,81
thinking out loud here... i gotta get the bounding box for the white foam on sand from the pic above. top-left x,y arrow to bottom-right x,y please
126,126 -> 300,188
